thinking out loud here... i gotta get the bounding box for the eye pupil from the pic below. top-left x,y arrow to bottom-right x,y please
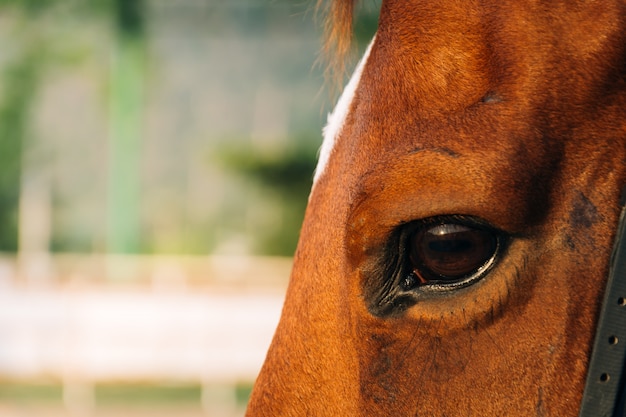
410,222 -> 499,285
428,237 -> 471,253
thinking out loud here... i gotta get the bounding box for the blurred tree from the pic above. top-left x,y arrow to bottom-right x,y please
115,0 -> 143,35
0,0 -> 379,256
0,46 -> 42,251
354,1 -> 380,47
217,140 -> 318,256
0,0 -> 146,254
214,2 -> 380,256
0,1 -> 63,252
106,0 -> 145,254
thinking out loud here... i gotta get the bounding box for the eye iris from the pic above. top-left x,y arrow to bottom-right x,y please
410,223 -> 498,283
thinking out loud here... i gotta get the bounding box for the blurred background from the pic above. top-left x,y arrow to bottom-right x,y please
0,0 -> 378,416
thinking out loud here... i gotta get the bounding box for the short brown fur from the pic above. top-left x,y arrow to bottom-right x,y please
247,1 -> 626,415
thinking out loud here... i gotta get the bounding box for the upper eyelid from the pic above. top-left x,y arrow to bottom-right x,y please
346,147 -> 545,238
400,214 -> 505,234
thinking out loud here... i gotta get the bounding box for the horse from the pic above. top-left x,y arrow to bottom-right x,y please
246,0 -> 626,415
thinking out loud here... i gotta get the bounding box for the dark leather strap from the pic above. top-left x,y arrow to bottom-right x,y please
578,188 -> 626,417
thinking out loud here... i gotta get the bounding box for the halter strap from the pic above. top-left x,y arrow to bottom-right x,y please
578,187 -> 626,417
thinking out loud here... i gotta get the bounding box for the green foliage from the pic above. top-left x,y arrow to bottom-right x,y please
0,382 -> 253,408
354,1 -> 381,48
0,382 -> 63,404
221,144 -> 317,197
0,0 -> 55,14
114,0 -> 144,36
95,384 -> 201,405
0,45 -> 43,251
217,138 -> 319,256
0,0 -> 113,17
0,0 -> 332,256
0,0 -> 143,253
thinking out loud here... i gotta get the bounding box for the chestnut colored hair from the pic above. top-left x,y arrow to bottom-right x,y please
317,0 -> 358,90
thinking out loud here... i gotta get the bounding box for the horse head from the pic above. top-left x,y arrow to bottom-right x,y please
247,1 -> 626,415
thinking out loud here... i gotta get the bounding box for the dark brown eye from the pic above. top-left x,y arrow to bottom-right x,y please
409,222 -> 499,286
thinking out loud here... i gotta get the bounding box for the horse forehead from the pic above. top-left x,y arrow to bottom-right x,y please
348,8 -> 621,134
316,6 -> 498,171
314,0 -> 626,190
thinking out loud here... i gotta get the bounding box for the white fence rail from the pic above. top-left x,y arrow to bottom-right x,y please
0,254 -> 289,384
0,290 -> 284,384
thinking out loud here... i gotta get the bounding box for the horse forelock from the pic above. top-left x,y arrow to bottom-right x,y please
317,0 -> 358,89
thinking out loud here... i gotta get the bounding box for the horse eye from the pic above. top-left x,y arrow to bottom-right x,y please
408,222 -> 500,286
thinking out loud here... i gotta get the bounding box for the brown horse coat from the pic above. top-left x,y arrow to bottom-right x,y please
247,1 -> 626,415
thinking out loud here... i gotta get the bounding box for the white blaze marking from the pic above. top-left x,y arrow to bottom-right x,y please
313,35 -> 377,186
